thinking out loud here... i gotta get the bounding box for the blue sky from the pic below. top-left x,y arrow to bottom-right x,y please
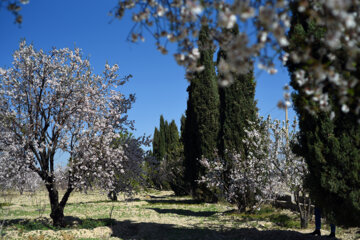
0,0 -> 295,155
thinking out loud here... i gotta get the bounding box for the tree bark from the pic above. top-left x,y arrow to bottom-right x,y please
46,183 -> 73,227
295,190 -> 311,229
301,217 -> 308,229
107,190 -> 118,201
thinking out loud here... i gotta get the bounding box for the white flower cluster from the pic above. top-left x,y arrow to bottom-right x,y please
0,41 -> 146,202
112,0 -> 360,117
199,116 -> 307,212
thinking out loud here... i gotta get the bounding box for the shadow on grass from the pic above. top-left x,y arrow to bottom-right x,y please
67,200 -> 112,205
2,216 -> 113,231
2,217 -> 59,231
109,220 -> 337,240
3,217 -> 339,240
223,209 -> 300,228
147,208 -> 217,217
145,199 -> 202,205
66,198 -> 141,206
148,195 -> 173,199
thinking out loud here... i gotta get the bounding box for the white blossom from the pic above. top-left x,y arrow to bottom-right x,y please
218,10 -> 237,29
112,0 -> 360,117
199,117 -> 308,213
0,41 -> 147,223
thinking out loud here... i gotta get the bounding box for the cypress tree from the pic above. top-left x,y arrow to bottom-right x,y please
159,115 -> 166,160
152,127 -> 160,160
217,25 -> 258,159
180,114 -> 186,144
168,120 -> 180,153
164,120 -> 171,153
183,25 -> 220,201
153,116 -> 179,161
287,3 -> 360,226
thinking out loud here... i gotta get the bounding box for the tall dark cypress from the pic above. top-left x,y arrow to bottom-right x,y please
287,2 -> 360,227
168,120 -> 180,153
217,25 -> 258,159
159,115 -> 166,160
152,127 -> 160,160
183,25 -> 220,201
180,114 -> 186,144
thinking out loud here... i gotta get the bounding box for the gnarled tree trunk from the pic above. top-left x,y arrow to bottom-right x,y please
295,190 -> 312,229
107,190 -> 118,201
46,183 -> 73,227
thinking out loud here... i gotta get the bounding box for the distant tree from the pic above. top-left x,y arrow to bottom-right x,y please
158,115 -> 166,160
160,119 -> 187,196
0,41 -> 145,226
107,133 -> 146,201
150,116 -> 186,195
0,158 -> 43,194
183,25 -> 220,201
167,120 -> 179,152
287,3 -> 360,227
152,127 -> 159,159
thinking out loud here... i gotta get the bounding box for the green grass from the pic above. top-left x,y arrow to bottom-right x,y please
1,190 -> 358,240
269,214 -> 300,228
78,218 -> 114,229
222,205 -> 300,228
0,202 -> 12,208
8,218 -> 115,232
77,238 -> 102,240
11,220 -> 58,231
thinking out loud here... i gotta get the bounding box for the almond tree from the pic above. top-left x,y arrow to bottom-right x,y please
105,133 -> 149,201
199,117 -> 277,212
199,116 -> 310,220
0,41 -> 145,226
270,118 -> 311,228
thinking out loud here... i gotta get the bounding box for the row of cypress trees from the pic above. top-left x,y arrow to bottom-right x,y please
151,25 -> 258,202
152,115 -> 180,162
152,11 -> 360,227
183,25 -> 258,201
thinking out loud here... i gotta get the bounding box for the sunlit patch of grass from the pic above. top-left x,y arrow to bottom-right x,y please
8,209 -> 46,218
222,204 -> 300,228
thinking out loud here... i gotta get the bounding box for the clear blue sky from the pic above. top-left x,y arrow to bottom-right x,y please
0,0 -> 296,154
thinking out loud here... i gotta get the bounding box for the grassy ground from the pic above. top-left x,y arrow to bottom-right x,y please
0,189 -> 359,240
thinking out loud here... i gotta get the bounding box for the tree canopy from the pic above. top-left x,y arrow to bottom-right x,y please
0,41 -> 145,226
287,3 -> 360,227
